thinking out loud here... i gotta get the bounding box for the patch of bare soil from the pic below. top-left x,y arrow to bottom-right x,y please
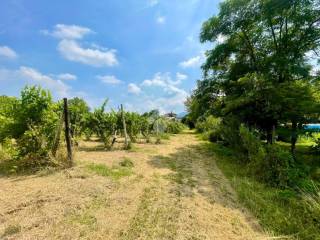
0,133 -> 269,239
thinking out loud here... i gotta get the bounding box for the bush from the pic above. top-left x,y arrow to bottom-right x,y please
166,121 -> 185,134
239,124 -> 305,188
219,117 -> 243,151
195,115 -> 221,133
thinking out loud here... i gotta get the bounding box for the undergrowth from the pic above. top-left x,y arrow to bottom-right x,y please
203,142 -> 320,240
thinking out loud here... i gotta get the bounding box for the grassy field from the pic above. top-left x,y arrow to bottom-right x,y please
0,132 -> 268,240
207,141 -> 320,240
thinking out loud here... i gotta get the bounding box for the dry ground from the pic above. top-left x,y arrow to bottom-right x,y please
0,132 -> 270,240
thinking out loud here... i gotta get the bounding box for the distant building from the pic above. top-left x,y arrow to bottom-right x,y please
163,112 -> 177,120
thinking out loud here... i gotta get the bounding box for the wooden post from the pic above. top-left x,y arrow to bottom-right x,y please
121,104 -> 129,149
63,98 -> 73,166
156,119 -> 159,136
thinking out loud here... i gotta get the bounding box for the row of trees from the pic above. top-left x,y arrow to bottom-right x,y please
0,86 -> 185,172
186,0 -> 320,187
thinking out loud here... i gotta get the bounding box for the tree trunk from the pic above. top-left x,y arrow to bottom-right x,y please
266,124 -> 276,144
291,121 -> 298,158
63,98 -> 73,166
121,104 -> 129,149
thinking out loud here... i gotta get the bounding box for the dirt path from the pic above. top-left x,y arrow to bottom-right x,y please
0,132 -> 268,239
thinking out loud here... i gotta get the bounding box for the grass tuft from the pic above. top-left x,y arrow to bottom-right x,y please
86,162 -> 133,180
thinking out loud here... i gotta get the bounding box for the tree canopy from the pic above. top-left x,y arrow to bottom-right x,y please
188,0 -> 320,146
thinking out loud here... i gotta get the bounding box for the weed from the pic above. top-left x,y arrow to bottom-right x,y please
86,163 -> 133,180
119,157 -> 134,168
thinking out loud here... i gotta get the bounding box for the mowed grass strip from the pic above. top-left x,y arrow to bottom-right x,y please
120,176 -> 180,240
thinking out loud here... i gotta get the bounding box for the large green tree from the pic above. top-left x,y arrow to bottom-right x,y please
195,0 -> 320,145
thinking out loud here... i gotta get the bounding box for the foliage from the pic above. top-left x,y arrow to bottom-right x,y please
0,86 -> 66,173
68,97 -> 90,141
189,0 -> 320,148
88,100 -> 118,149
166,120 -> 185,134
209,142 -> 320,240
195,115 -> 221,133
239,125 -> 307,188
311,137 -> 320,154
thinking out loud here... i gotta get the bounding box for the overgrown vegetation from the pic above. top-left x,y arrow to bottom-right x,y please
0,85 -> 186,174
205,142 -> 320,240
186,0 -> 320,238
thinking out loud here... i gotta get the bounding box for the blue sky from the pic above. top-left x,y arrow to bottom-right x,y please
0,0 -> 221,113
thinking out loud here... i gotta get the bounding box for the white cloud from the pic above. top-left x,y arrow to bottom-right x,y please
58,39 -> 118,67
57,73 -> 77,81
19,66 -> 70,98
0,46 -> 18,59
43,24 -> 119,68
128,83 -> 141,95
156,16 -> 166,24
176,72 -> 187,82
41,24 -> 93,39
179,55 -> 203,68
140,72 -> 188,112
142,72 -> 186,90
97,75 -> 122,85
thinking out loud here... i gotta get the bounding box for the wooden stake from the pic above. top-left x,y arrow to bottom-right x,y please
63,98 -> 73,166
121,104 -> 129,149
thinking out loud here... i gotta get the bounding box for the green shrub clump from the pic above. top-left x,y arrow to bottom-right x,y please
239,124 -> 306,188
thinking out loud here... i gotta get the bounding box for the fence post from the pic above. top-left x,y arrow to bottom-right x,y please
121,104 -> 129,149
63,98 -> 73,166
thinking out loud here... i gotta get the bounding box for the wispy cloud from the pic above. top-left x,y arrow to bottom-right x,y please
97,75 -> 122,85
19,66 -> 71,98
0,46 -> 18,59
57,73 -> 77,81
179,54 -> 204,68
41,24 -> 93,39
128,83 -> 141,95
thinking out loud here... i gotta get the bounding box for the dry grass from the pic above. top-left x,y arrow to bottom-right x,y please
0,133 -> 270,239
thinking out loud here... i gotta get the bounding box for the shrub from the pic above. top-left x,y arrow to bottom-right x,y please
239,124 -> 305,188
219,117 -> 243,150
195,115 -> 221,133
311,137 -> 320,154
239,124 -> 265,165
166,121 -> 185,134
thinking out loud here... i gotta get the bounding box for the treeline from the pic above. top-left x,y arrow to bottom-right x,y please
185,0 -> 320,189
0,86 -> 185,173
185,1 -> 320,237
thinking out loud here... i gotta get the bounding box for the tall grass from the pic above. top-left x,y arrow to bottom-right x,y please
204,142 -> 320,240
